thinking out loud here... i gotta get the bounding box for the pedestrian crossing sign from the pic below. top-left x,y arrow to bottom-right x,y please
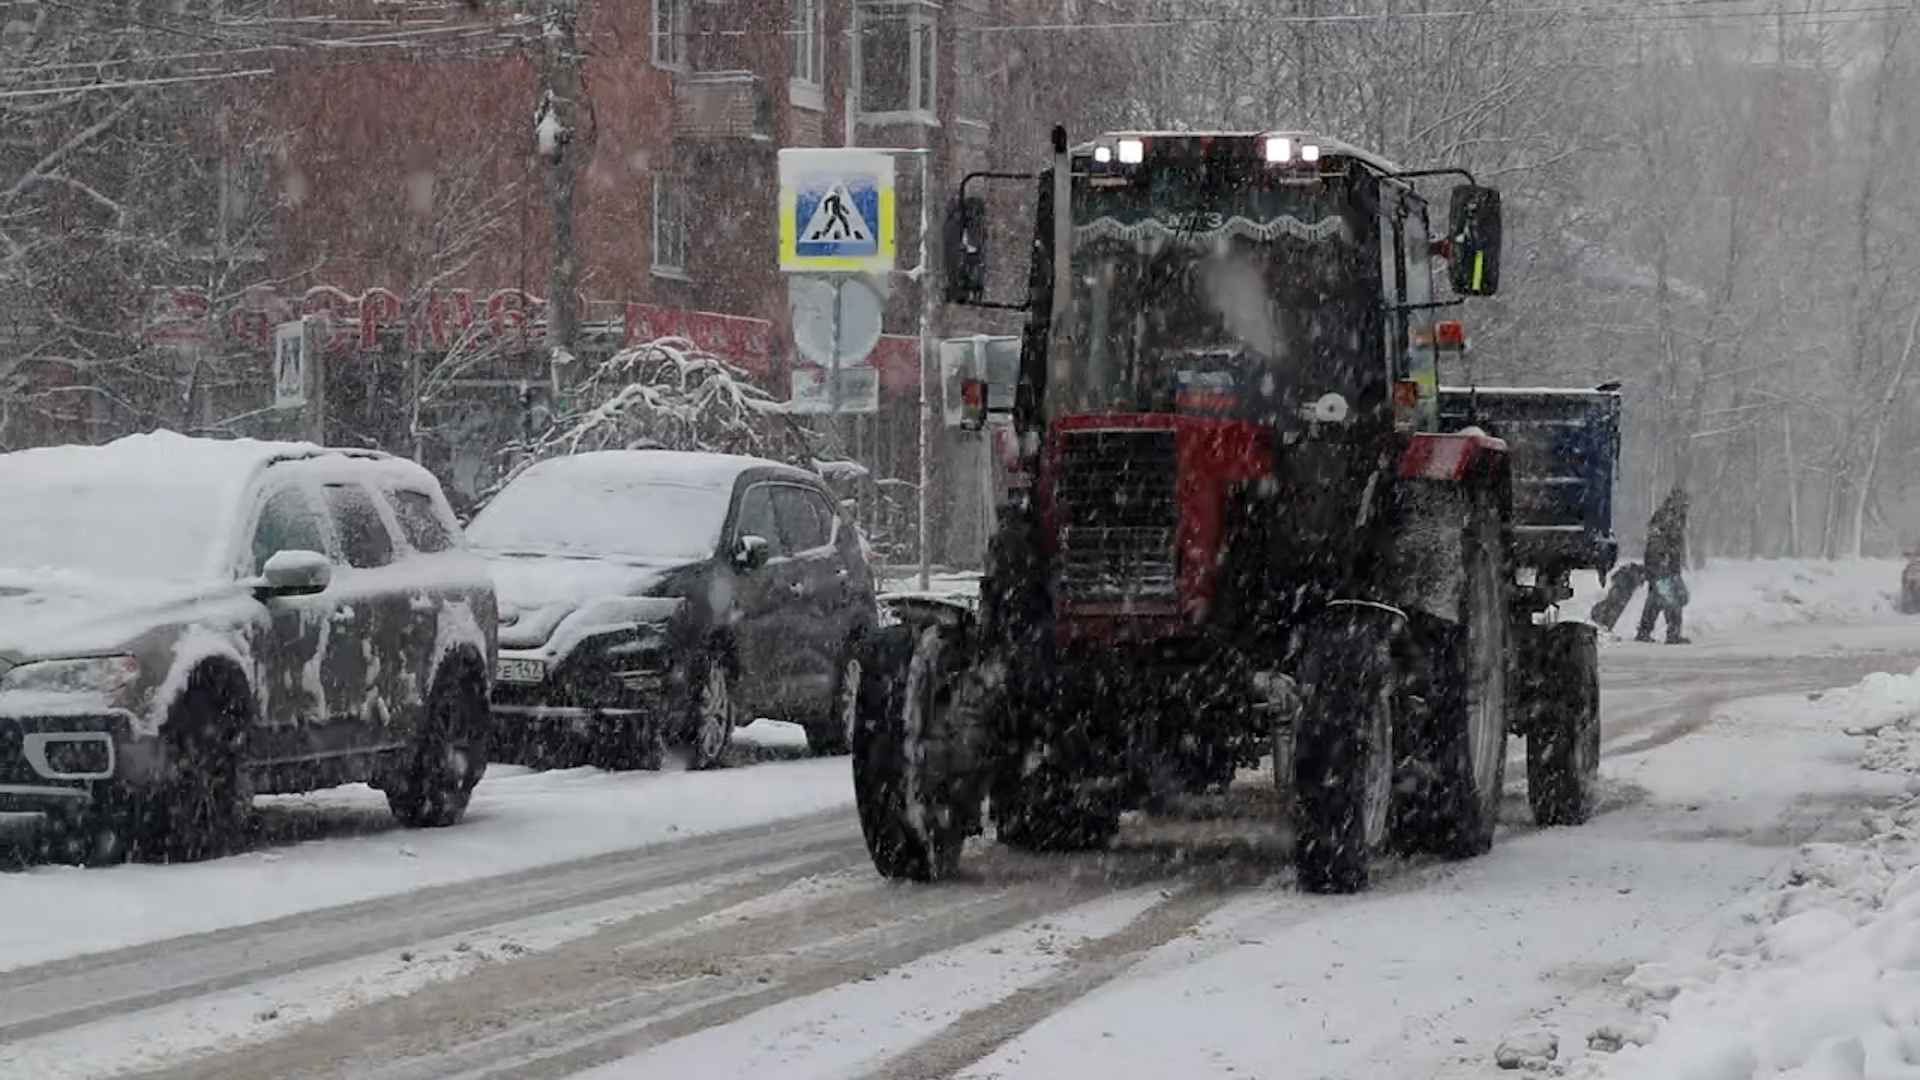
779,149 -> 895,272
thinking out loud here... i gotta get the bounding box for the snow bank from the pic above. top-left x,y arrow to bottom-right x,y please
1584,668 -> 1920,1079
1574,558 -> 1907,639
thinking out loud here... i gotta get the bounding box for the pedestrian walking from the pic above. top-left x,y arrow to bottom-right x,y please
1636,487 -> 1691,644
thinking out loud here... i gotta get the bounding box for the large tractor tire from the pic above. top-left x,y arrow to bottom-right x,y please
1292,604 -> 1400,894
1527,621 -> 1601,826
1400,487 -> 1512,859
852,625 -> 982,881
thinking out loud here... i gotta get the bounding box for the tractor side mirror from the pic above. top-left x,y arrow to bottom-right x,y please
942,196 -> 987,305
1448,184 -> 1503,297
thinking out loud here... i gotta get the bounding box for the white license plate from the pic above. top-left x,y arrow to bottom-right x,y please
496,658 -> 547,684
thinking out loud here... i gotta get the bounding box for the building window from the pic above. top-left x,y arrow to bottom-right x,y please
653,174 -> 689,278
789,0 -> 824,110
653,0 -> 689,71
953,5 -> 985,123
857,1 -> 937,125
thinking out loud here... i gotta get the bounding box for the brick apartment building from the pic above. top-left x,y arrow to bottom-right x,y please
224,0 -> 1007,523
0,0 -> 1137,559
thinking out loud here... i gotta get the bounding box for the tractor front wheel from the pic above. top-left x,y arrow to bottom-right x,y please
852,626 -> 982,881
1292,605 -> 1400,894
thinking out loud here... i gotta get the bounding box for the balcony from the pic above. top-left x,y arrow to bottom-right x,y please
673,71 -> 773,143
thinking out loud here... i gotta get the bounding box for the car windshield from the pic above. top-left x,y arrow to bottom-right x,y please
467,474 -> 730,562
0,477 -> 222,581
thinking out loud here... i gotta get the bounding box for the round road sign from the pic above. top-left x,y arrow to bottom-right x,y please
790,275 -> 883,368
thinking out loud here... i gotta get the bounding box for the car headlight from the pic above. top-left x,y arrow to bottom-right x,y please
0,655 -> 142,699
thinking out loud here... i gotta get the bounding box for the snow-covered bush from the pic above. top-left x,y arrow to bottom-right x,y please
492,337 -> 827,495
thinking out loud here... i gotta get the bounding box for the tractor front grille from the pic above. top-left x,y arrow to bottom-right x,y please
1054,428 -> 1179,602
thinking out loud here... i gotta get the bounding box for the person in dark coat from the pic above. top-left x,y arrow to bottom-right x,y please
1636,487 -> 1691,644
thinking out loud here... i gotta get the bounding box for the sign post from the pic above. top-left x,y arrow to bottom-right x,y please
780,147 -> 932,587
788,274 -> 883,415
780,150 -> 896,274
273,317 -> 325,443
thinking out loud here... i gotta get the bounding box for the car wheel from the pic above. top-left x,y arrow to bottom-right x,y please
81,664 -> 255,865
387,659 -> 492,827
807,651 -> 862,756
688,655 -> 737,770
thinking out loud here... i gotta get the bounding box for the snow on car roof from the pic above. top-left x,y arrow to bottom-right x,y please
0,430 -> 437,498
0,431 -> 437,581
0,430 -> 317,491
518,450 -> 810,490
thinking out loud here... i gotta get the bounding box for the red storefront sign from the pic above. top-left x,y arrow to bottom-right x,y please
622,303 -> 774,377
142,287 -> 775,377
868,334 -> 923,394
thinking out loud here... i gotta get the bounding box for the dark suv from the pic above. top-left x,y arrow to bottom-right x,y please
469,451 -> 880,767
0,432 -> 498,864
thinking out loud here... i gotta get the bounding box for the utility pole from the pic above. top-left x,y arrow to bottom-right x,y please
538,0 -> 588,388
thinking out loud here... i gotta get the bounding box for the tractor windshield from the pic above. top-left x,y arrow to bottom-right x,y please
1055,166 -> 1377,424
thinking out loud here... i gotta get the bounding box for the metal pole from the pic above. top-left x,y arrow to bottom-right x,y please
304,318 -> 326,445
831,277 -> 843,414
917,152 -> 933,591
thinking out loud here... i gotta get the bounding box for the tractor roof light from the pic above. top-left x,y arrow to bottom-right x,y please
1264,136 -> 1292,163
1300,143 -> 1321,162
1117,138 -> 1145,164
1093,144 -> 1113,164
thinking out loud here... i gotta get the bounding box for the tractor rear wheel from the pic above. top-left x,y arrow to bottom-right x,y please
1292,605 -> 1399,894
1405,487 -> 1511,859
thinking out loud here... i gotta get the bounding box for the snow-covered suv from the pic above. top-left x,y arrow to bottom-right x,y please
469,451 -> 880,768
0,432 -> 497,864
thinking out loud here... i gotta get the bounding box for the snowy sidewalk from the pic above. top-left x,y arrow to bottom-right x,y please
1559,665 -> 1920,1079
1574,558 -> 1907,640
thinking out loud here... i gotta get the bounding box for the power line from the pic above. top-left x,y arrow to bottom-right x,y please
0,46 -> 276,80
950,2 -> 1917,34
0,66 -> 272,101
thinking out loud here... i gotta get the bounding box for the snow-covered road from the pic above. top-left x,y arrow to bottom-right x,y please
0,599 -> 1914,1078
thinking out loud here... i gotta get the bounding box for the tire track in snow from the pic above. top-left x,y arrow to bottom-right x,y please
125,845 -> 1287,1080
0,809 -> 859,1045
849,886 -> 1236,1080
0,852 -> 866,1080
1597,648 -> 1910,758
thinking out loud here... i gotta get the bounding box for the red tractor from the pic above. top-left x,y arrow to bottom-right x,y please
854,128 -> 1621,893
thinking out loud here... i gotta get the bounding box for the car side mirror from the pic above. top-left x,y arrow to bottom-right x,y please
942,195 -> 987,305
731,534 -> 771,571
257,550 -> 332,597
1448,184 -> 1503,297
